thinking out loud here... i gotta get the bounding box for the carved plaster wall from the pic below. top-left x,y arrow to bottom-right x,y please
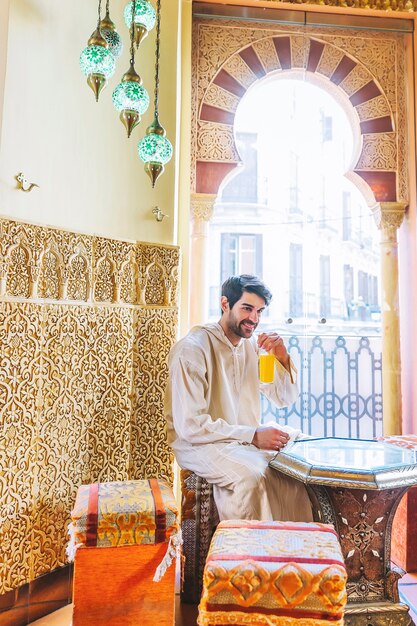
0,218 -> 179,593
191,18 -> 409,205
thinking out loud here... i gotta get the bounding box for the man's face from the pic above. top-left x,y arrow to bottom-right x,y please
220,291 -> 266,344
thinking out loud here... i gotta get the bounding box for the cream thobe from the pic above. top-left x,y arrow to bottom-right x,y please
164,323 -> 313,522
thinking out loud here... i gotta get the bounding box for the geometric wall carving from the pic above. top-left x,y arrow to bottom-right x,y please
0,217 -> 180,593
192,20 -> 409,205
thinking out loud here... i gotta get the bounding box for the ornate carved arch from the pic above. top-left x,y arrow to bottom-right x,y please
192,20 -> 408,206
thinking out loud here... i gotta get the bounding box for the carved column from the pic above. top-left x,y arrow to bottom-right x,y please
189,193 -> 216,326
372,202 -> 407,436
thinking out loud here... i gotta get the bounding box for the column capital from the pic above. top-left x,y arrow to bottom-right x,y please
372,202 -> 407,233
190,193 -> 216,222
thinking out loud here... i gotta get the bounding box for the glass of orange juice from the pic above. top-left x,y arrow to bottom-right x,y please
259,350 -> 275,383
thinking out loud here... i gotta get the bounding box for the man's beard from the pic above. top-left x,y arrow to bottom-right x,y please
228,318 -> 257,339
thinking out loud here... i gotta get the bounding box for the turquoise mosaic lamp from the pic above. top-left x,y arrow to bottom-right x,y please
80,0 -> 115,101
138,0 -> 172,187
100,1 -> 123,59
138,117 -> 172,187
112,0 -> 149,137
124,0 -> 156,48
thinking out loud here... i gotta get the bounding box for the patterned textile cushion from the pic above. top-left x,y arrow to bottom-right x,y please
70,478 -> 179,548
198,520 -> 347,626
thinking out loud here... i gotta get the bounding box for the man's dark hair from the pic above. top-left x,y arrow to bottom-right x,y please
221,275 -> 272,310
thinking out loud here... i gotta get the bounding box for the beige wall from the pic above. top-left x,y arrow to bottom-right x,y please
0,1 -> 10,151
0,0 -> 180,245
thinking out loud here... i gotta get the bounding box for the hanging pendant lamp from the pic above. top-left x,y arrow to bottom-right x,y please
80,0 -> 115,101
124,0 -> 156,48
112,0 -> 149,137
100,0 -> 123,59
138,0 -> 172,187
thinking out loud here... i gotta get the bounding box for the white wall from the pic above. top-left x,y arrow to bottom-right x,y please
0,0 -> 180,244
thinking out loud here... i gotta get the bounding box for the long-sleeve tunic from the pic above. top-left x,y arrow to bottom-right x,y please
164,323 -> 313,522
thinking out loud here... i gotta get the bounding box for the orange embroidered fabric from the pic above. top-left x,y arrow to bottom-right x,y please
198,520 -> 347,626
71,479 -> 179,548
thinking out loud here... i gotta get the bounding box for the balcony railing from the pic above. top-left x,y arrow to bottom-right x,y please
261,334 -> 382,440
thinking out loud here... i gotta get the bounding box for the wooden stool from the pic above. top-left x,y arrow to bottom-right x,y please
68,478 -> 180,626
180,469 -> 219,603
198,519 -> 347,626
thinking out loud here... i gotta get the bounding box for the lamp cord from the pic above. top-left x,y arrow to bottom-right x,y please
130,0 -> 137,66
106,0 -> 110,16
97,0 -> 102,28
154,0 -> 161,117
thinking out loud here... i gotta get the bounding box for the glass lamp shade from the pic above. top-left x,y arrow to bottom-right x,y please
138,128 -> 173,186
124,1 -> 156,32
79,44 -> 115,78
112,81 -> 149,115
138,133 -> 173,166
101,29 -> 123,58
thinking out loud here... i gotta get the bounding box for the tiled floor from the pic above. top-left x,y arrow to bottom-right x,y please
27,576 -> 417,626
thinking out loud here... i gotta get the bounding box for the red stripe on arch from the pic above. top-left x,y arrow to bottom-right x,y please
213,69 -> 246,97
239,46 -> 266,78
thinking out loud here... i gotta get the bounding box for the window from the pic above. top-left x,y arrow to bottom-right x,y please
342,192 -> 351,240
358,270 -> 369,302
221,234 -> 262,283
321,113 -> 333,142
369,275 -> 379,306
289,151 -> 300,214
320,255 -> 331,317
344,264 -> 354,304
221,132 -> 258,203
289,243 -> 303,317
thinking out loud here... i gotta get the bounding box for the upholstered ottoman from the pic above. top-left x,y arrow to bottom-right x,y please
180,469 -> 219,603
68,478 -> 181,626
198,520 -> 347,626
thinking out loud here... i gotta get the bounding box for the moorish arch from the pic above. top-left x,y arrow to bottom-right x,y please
196,35 -> 398,200
189,19 -> 410,434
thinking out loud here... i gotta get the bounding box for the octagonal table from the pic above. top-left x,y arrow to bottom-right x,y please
269,437 -> 417,626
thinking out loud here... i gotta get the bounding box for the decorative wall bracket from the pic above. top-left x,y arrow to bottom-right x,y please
15,172 -> 39,193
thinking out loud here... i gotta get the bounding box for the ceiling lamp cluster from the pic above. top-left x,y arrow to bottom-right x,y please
79,0 -> 172,187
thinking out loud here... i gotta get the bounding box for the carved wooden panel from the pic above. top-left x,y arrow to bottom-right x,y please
0,218 -> 180,593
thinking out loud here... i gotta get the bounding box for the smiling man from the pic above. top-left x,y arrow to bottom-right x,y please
164,274 -> 313,521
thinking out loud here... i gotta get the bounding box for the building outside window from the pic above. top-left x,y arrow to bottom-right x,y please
320,255 -> 331,318
220,233 -> 262,283
289,243 -> 303,318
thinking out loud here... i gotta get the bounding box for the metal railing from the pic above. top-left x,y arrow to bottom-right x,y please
261,334 -> 383,440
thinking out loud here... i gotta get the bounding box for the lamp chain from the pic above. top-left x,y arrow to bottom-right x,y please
130,0 -> 137,66
97,0 -> 102,28
154,0 -> 161,117
106,0 -> 110,15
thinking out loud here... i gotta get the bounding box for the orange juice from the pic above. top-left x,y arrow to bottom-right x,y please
259,353 -> 275,383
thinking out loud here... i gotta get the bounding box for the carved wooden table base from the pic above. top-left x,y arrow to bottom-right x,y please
309,485 -> 415,626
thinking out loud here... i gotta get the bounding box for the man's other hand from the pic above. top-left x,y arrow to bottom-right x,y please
252,425 -> 290,450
